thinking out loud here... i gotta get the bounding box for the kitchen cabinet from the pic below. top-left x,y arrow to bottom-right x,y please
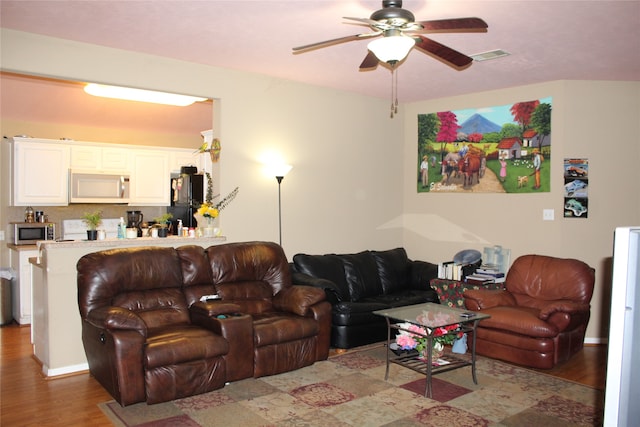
170,148 -> 203,173
129,149 -> 170,205
11,138 -> 70,206
9,245 -> 38,325
8,137 -> 199,207
70,144 -> 129,171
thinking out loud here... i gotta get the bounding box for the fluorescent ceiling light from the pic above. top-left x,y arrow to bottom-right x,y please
84,84 -> 207,106
368,35 -> 415,64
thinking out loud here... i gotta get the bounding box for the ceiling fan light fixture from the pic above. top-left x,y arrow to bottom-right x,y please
84,83 -> 207,106
367,35 -> 415,64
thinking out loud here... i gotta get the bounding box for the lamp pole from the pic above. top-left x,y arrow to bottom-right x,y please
272,164 -> 292,247
276,175 -> 284,246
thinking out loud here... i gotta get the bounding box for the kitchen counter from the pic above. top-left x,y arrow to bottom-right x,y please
6,243 -> 38,251
32,235 -> 227,377
39,235 -> 223,250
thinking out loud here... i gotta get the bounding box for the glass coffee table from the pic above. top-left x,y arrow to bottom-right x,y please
373,302 -> 490,398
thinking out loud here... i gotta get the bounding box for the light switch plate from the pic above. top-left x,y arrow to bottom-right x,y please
543,209 -> 555,221
0,230 -> 4,241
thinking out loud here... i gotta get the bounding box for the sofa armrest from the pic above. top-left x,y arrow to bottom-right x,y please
190,301 -> 243,317
291,271 -> 346,304
86,306 -> 147,336
409,260 -> 439,288
189,309 -> 254,382
463,289 -> 517,311
273,285 -> 327,317
539,300 -> 591,320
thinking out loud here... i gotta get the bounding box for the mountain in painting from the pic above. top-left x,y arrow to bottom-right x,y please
459,113 -> 502,135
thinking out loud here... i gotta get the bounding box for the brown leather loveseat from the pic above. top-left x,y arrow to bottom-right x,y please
463,254 -> 595,369
77,241 -> 331,406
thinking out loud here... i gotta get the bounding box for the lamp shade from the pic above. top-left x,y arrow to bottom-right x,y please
368,35 -> 415,63
271,164 -> 293,178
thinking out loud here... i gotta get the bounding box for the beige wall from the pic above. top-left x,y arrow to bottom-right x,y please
0,29 -> 403,267
2,29 -> 638,342
403,81 -> 640,341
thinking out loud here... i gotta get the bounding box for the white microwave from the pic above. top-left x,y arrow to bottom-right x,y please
69,170 -> 130,203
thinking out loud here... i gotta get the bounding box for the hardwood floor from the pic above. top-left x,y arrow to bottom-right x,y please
0,324 -> 607,426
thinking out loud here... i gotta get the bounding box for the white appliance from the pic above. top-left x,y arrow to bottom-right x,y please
69,170 -> 130,203
62,218 -> 122,240
604,226 -> 640,426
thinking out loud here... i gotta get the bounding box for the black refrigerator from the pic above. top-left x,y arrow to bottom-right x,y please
167,169 -> 204,230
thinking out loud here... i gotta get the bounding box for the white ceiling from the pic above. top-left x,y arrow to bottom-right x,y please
1,0 -> 639,102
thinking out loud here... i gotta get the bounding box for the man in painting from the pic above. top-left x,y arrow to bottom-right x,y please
420,155 -> 429,188
532,148 -> 542,189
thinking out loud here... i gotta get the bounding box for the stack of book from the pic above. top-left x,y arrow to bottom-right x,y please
465,264 -> 506,285
437,261 -> 463,281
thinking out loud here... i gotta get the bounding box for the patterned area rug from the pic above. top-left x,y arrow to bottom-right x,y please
99,345 -> 603,426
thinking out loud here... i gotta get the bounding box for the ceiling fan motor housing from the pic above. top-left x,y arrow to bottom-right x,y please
371,0 -> 415,23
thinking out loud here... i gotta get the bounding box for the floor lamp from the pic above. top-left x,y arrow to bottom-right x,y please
273,164 -> 292,246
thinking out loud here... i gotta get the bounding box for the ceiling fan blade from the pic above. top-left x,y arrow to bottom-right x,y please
359,51 -> 379,70
413,17 -> 488,33
414,36 -> 473,69
292,32 -> 381,53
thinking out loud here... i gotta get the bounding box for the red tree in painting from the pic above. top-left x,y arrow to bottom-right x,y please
436,111 -> 459,159
468,132 -> 483,142
510,100 -> 540,132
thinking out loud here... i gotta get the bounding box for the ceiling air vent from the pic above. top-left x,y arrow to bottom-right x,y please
470,49 -> 510,62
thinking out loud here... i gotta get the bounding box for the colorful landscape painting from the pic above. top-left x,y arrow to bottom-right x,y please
418,97 -> 552,193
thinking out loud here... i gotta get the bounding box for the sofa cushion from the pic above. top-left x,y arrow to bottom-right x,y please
362,289 -> 438,308
113,288 -> 190,332
342,251 -> 383,301
215,281 -> 273,314
253,313 -> 319,347
145,325 -> 229,369
293,254 -> 349,300
371,248 -> 410,294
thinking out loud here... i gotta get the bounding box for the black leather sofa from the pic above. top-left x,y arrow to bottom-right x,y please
290,248 -> 439,349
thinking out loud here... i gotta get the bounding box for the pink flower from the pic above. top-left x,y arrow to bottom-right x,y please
396,334 -> 417,350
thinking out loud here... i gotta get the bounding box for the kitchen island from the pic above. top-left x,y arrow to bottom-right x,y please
31,236 -> 226,377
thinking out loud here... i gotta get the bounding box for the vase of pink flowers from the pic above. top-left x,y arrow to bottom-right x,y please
395,322 -> 463,363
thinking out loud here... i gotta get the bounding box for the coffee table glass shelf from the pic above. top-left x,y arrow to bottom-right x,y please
374,302 -> 490,398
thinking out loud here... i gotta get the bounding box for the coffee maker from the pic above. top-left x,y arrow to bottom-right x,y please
126,210 -> 143,237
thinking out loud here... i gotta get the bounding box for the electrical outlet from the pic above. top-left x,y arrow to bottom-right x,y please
0,230 -> 4,241
543,209 -> 555,221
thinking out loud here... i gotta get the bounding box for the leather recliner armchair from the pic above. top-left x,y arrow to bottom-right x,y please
463,254 -> 595,369
77,246 -> 229,406
178,243 -> 331,379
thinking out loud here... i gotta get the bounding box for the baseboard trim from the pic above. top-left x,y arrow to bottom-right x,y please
585,337 -> 607,345
42,362 -> 89,378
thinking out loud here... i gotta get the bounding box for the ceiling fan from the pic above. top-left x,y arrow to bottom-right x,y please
292,0 -> 488,71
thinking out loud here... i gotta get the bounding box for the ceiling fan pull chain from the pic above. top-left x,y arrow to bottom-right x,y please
394,67 -> 399,115
390,68 -> 395,118
390,67 -> 399,118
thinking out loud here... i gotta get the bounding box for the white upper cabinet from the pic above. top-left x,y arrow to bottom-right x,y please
8,137 -> 195,206
70,145 -> 129,171
12,138 -> 70,206
129,149 -> 170,206
170,148 -> 204,174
